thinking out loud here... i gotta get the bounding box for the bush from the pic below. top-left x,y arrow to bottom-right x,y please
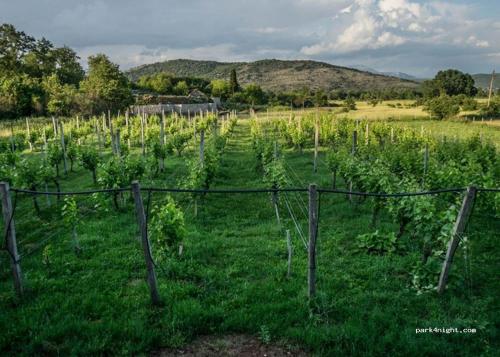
424,96 -> 460,120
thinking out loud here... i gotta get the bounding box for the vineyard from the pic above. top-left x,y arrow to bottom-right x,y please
0,108 -> 499,355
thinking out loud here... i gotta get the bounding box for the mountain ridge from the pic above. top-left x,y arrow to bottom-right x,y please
126,58 -> 420,93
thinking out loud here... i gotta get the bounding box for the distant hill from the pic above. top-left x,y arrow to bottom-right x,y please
352,65 -> 421,81
126,59 -> 419,93
472,73 -> 499,90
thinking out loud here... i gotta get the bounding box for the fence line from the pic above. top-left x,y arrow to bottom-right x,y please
1,181 -> 499,304
10,186 -> 499,197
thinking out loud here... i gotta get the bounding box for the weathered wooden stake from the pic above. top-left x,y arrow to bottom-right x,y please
141,113 -> 146,156
437,186 -> 477,294
160,110 -> 165,171
131,181 -> 161,305
52,116 -> 57,137
60,122 -> 68,175
26,118 -> 32,151
351,130 -> 357,154
313,119 -> 319,173
125,110 -> 131,149
0,182 -> 23,296
286,229 -> 292,278
308,184 -> 318,299
199,129 -> 205,166
422,143 -> 429,187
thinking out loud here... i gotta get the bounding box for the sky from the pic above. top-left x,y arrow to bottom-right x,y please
1,0 -> 499,77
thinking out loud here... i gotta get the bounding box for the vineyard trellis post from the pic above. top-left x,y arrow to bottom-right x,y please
0,182 -> 23,297
60,122 -> 68,175
308,183 -> 318,299
286,229 -> 292,278
437,186 -> 477,294
131,181 -> 161,306
199,129 -> 205,167
313,119 -> 319,173
160,110 -> 165,172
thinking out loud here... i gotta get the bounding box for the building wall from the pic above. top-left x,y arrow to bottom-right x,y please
131,103 -> 218,115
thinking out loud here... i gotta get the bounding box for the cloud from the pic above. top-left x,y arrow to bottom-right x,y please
0,0 -> 498,77
300,0 -> 493,57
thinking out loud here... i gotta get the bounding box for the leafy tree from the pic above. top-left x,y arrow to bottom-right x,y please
243,84 -> 266,106
42,74 -> 78,116
210,79 -> 230,99
79,54 -> 133,113
0,23 -> 35,74
344,97 -> 357,111
52,46 -> 84,86
229,68 -> 240,94
173,80 -> 189,95
434,69 -> 477,97
424,95 -> 460,120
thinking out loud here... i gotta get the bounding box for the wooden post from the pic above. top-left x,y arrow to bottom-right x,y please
125,110 -> 131,149
313,119 -> 319,173
308,184 -> 318,299
109,110 -> 116,155
199,129 -> 205,166
487,70 -> 495,108
52,116 -> 57,137
160,110 -> 165,171
351,131 -> 357,155
390,127 -> 394,143
115,130 -> 121,156
286,229 -> 292,278
131,181 -> 161,305
26,118 -> 32,151
60,122 -> 68,175
422,143 -> 429,187
0,182 -> 23,296
365,123 -> 369,145
437,186 -> 477,294
141,113 -> 145,156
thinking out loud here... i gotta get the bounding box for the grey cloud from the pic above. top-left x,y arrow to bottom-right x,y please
0,0 -> 498,77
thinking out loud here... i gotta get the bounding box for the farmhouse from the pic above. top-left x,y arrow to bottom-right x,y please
131,89 -> 220,115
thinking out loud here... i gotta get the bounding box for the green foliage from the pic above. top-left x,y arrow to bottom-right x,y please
344,97 -> 356,111
149,196 -> 186,256
424,95 -> 460,120
229,68 -> 240,94
79,54 -> 133,113
61,196 -> 79,227
356,230 -> 398,255
210,79 -> 231,99
79,146 -> 100,183
173,80 -> 189,95
434,69 -> 477,97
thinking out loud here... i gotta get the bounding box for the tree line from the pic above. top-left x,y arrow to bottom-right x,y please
0,24 -> 132,119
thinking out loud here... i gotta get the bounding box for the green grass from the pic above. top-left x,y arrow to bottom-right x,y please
0,120 -> 499,356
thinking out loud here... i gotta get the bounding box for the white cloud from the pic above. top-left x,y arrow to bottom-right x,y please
300,0 -> 493,56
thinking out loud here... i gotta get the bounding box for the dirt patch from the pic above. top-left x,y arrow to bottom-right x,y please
151,334 -> 308,356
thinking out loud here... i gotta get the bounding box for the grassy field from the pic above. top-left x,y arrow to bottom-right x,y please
0,118 -> 498,356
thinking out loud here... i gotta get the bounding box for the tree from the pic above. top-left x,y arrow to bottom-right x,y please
149,73 -> 173,94
79,54 -> 133,114
173,80 -> 189,95
42,74 -> 78,116
53,46 -> 84,86
424,95 -> 460,120
210,79 -> 230,99
0,23 -> 35,74
344,97 -> 357,111
243,84 -> 266,106
434,69 -> 477,97
229,68 -> 240,94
